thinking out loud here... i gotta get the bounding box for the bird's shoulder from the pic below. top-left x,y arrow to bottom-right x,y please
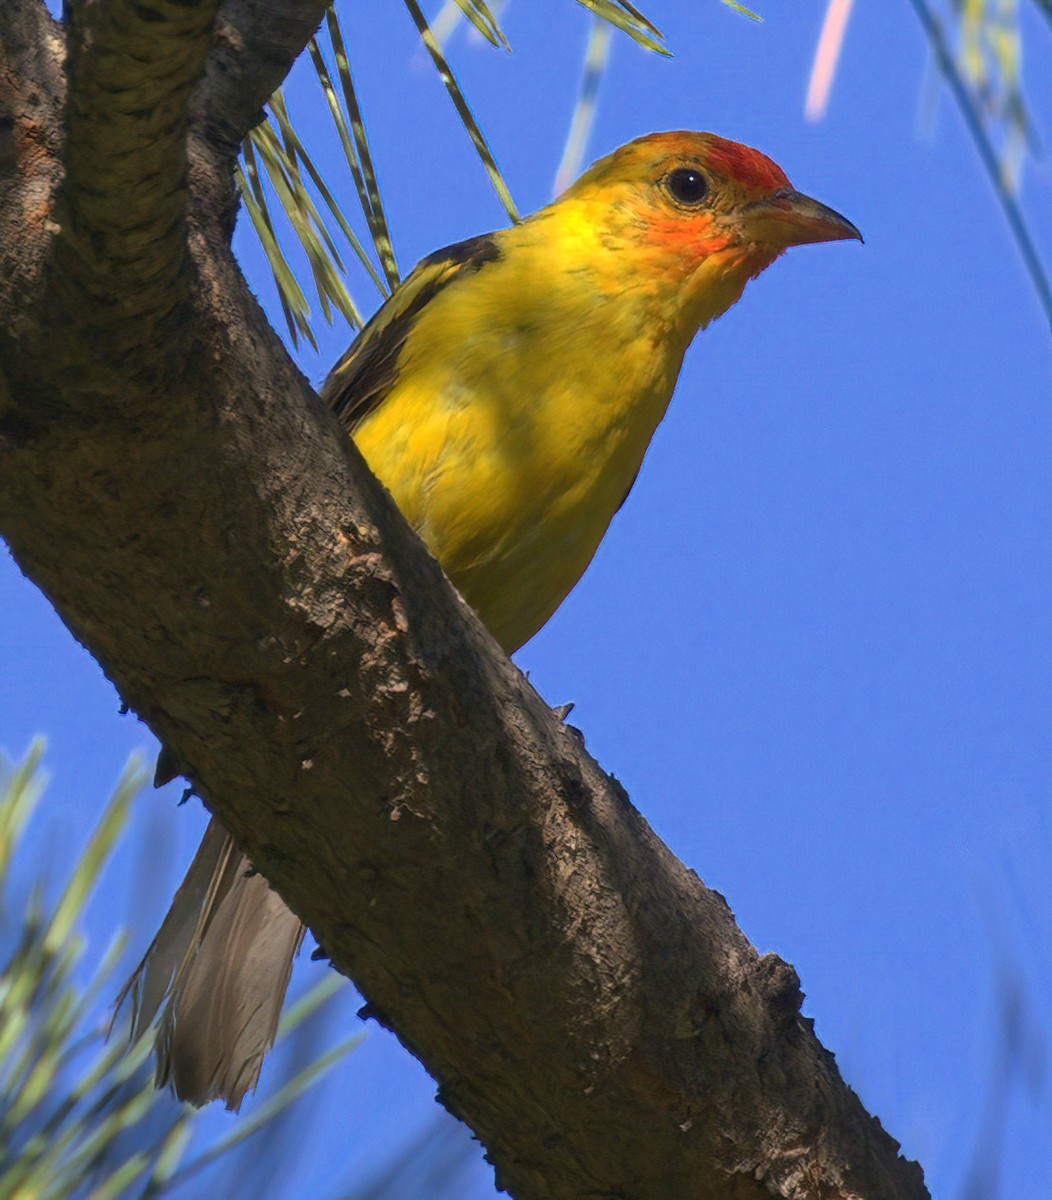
321,232 -> 503,434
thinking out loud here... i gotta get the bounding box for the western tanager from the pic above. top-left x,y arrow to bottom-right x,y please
122,131 -> 860,1108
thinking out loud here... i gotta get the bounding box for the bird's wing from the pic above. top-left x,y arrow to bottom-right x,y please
320,232 -> 501,433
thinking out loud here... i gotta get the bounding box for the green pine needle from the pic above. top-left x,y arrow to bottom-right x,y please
0,749 -> 357,1199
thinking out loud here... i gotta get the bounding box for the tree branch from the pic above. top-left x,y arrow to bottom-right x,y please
59,0 -> 221,329
0,1 -> 64,356
192,0 -> 330,164
0,6 -> 929,1198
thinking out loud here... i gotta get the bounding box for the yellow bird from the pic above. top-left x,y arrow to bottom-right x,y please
123,131 -> 861,1108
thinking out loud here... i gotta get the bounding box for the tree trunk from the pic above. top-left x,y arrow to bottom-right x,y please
0,4 -> 928,1198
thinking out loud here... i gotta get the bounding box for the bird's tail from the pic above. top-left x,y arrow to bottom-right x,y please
115,818 -> 304,1111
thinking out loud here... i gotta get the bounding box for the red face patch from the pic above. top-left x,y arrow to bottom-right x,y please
701,136 -> 790,193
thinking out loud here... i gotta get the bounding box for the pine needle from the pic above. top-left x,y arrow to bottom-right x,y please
554,17 -> 614,197
402,0 -> 520,223
805,0 -> 854,120
722,0 -> 763,19
908,0 -> 1052,332
448,0 -> 510,50
323,8 -> 401,289
0,749 -> 359,1199
238,142 -> 316,349
575,0 -> 668,54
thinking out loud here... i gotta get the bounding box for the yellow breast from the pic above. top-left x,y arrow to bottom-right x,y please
352,218 -> 691,653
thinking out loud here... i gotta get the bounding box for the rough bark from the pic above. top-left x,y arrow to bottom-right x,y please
191,0 -> 332,163
0,4 -> 929,1199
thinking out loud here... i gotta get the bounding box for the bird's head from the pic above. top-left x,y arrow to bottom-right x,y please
557,130 -> 861,333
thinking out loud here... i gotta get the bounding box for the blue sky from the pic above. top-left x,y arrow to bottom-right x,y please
3,2 -> 1052,1196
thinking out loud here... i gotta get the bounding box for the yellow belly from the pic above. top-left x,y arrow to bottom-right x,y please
353,336 -> 679,654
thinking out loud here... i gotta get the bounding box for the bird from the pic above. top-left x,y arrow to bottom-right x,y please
118,130 -> 861,1109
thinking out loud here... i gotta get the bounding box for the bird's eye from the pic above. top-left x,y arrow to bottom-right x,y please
665,167 -> 708,206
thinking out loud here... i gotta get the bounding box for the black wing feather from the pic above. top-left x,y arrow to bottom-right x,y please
321,233 -> 501,434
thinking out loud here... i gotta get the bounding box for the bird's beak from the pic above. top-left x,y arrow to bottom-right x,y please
743,188 -> 863,248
